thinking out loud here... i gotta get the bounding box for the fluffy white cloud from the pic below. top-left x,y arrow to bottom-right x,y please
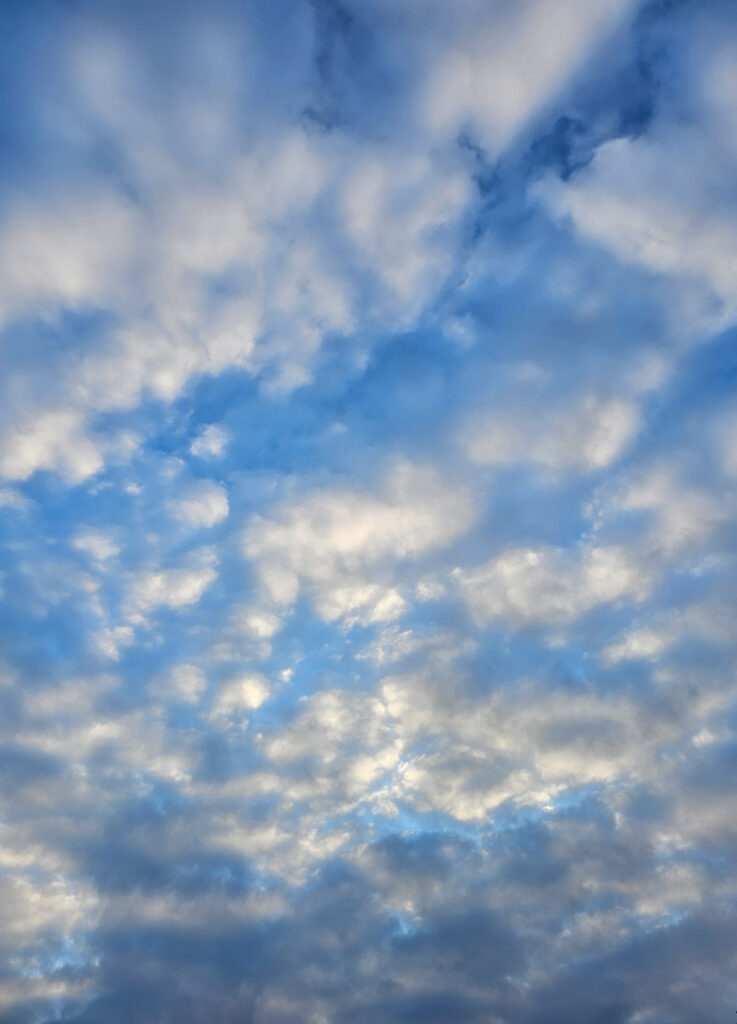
172,480 -> 229,528
0,128 -> 470,481
602,595 -> 734,665
0,191 -> 137,325
265,688 -> 400,802
609,465 -> 727,555
535,17 -> 737,335
73,530 -> 120,564
380,662 -> 680,822
154,663 -> 207,704
464,393 -> 640,473
210,672 -> 270,720
421,0 -> 635,152
244,462 -> 475,624
0,409 -> 104,483
456,543 -> 651,627
125,549 -> 217,623
0,0 -> 638,489
234,607 -> 282,641
189,424 -> 229,458
339,151 -> 470,323
603,626 -> 668,664
0,487 -> 30,511
538,133 -> 737,329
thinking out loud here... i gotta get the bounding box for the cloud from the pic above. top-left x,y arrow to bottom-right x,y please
125,549 -> 218,624
243,461 -> 475,624
1,1 -> 737,1023
602,625 -> 668,664
0,409 -> 104,483
171,480 -> 229,528
153,663 -> 207,704
73,530 -> 120,565
0,191 -> 137,325
464,393 -> 641,474
420,0 -> 636,152
189,424 -> 229,458
210,672 -> 271,721
534,5 -> 737,336
455,543 -> 651,628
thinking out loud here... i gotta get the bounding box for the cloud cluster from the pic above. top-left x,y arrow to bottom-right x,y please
244,461 -> 474,625
1,1 -> 737,1023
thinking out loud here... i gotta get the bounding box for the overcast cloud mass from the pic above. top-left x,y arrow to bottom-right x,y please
1,0 -> 737,1021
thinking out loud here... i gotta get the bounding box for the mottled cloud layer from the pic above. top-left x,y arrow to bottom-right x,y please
1,1 -> 737,1022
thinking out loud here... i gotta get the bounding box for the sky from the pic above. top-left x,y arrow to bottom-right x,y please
1,0 -> 737,1021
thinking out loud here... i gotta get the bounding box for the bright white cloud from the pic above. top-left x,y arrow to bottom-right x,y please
456,543 -> 651,627
612,466 -> 726,555
126,549 -> 217,623
172,480 -> 229,528
244,462 -> 475,624
155,663 -> 207,704
73,530 -> 120,564
0,191 -> 137,324
210,673 -> 270,720
535,20 -> 737,335
189,424 -> 229,458
603,626 -> 669,665
464,394 -> 640,473
421,0 -> 635,151
234,607 -> 282,641
264,688 -> 400,801
0,409 -> 104,483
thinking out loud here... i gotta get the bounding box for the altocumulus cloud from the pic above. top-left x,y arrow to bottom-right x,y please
1,0 -> 737,1022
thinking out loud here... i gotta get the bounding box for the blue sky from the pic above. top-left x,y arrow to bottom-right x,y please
1,0 -> 737,1021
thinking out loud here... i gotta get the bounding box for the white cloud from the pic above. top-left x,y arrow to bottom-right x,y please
126,549 -> 217,623
339,151 -> 470,323
456,543 -> 651,628
0,871 -> 98,1012
0,191 -> 137,324
358,625 -> 422,666
420,0 -> 635,152
614,467 -> 725,554
234,607 -> 282,641
189,424 -> 229,458
172,480 -> 229,528
243,462 -> 475,625
535,21 -> 737,335
603,627 -> 669,665
73,530 -> 120,564
0,128 -> 472,482
155,663 -> 207,704
264,689 -> 400,799
0,0 -> 643,497
602,597 -> 735,665
537,133 -> 737,328
0,487 -> 30,511
380,668 -> 674,822
464,394 -> 640,473
94,624 -> 135,660
0,409 -> 103,483
3,6 -> 737,1020
210,673 -> 270,720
